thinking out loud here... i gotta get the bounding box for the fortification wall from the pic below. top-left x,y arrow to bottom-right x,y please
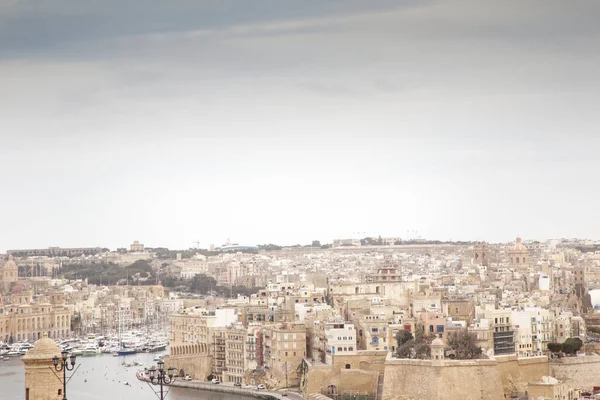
332,351 -> 388,374
494,355 -> 549,395
550,355 -> 600,391
303,352 -> 386,396
163,354 -> 213,381
381,356 -> 504,400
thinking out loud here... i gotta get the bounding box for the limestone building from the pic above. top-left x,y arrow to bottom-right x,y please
527,376 -> 575,400
21,332 -> 62,400
0,290 -> 72,342
509,237 -> 529,268
224,326 -> 246,384
473,242 -> 489,266
0,256 -> 19,294
265,323 -> 307,387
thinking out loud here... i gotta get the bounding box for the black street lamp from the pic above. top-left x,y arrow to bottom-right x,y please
146,360 -> 176,400
52,350 -> 77,400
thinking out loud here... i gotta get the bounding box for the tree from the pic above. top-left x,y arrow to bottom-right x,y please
413,342 -> 431,359
568,337 -> 583,352
190,274 -> 217,294
563,338 -> 583,355
561,342 -> 575,355
396,339 -> 416,358
447,328 -> 482,359
311,240 -> 321,248
547,342 -> 562,354
395,330 -> 414,347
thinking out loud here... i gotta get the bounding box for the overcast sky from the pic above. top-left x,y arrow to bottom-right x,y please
1,0 -> 599,251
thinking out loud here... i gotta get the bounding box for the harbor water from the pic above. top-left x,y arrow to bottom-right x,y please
0,351 -> 246,400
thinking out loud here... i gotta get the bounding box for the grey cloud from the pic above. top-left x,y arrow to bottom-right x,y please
0,0 -> 414,58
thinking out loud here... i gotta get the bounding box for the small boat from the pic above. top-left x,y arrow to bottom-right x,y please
82,345 -> 101,356
152,355 -> 163,362
117,349 -> 137,356
71,349 -> 84,356
2,356 -> 9,361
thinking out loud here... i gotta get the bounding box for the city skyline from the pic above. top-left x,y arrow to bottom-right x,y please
2,1 -> 599,251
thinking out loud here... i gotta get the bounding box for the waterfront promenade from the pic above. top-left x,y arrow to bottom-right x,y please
136,371 -> 305,400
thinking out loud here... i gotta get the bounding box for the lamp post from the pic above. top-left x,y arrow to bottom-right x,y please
52,350 -> 77,400
147,360 -> 176,400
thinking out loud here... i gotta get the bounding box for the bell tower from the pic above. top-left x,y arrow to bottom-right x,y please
473,242 -> 489,267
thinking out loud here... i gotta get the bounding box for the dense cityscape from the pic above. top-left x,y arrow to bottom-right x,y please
2,0 -> 599,399
3,236 -> 600,399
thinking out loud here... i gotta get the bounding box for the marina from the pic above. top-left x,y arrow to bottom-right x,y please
0,351 -> 249,400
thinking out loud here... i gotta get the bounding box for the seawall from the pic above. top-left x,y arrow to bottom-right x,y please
136,373 -> 279,399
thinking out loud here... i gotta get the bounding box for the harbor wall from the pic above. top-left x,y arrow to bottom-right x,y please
137,373 -> 279,399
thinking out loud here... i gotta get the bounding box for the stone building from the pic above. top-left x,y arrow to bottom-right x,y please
166,307 -> 237,380
0,256 -> 19,294
473,242 -> 489,266
443,297 -> 475,325
265,323 -> 307,387
0,293 -> 72,343
130,241 -> 144,252
224,326 -> 246,384
357,313 -> 390,351
21,332 -> 62,400
509,237 -> 529,268
167,310 -> 213,380
527,376 -> 575,400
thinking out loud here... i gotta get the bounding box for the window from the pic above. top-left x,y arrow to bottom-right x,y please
345,364 -> 351,369
429,325 -> 434,333
437,325 -> 444,333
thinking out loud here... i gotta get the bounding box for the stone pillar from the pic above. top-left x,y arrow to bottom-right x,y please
21,332 -> 62,400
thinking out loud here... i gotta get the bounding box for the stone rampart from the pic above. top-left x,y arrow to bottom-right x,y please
550,354 -> 600,391
303,352 -> 387,396
494,354 -> 549,395
381,354 -> 503,400
163,354 -> 213,381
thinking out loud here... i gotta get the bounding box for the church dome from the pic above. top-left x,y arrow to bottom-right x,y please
1,258 -> 17,270
510,237 -> 527,252
22,333 -> 61,360
431,338 -> 444,347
